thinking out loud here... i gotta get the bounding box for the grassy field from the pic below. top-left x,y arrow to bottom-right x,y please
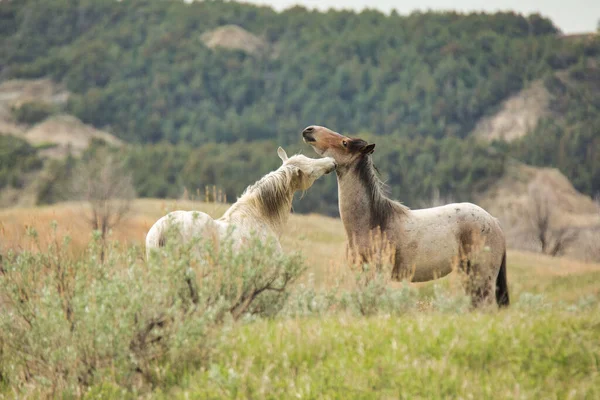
1,199 -> 599,398
2,198 -> 598,301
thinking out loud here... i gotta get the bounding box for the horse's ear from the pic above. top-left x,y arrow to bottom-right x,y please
362,143 -> 375,155
277,146 -> 288,162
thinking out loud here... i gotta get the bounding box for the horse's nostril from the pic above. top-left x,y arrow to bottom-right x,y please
302,126 -> 317,142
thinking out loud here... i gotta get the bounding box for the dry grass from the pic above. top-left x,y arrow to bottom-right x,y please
0,199 -> 224,254
2,200 -> 600,398
2,199 -> 599,303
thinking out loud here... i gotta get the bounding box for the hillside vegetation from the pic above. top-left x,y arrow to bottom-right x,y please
0,0 -> 599,213
0,0 -> 564,143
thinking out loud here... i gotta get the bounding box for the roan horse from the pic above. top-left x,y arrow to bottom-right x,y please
302,126 -> 509,307
146,147 -> 336,257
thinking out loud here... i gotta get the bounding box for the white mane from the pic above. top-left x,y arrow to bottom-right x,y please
145,148 -> 336,257
222,164 -> 296,234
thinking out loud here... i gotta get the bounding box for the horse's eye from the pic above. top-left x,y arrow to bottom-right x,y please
342,140 -> 347,148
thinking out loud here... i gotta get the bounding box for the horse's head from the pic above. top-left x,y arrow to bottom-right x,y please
301,125 -> 375,169
277,147 -> 336,191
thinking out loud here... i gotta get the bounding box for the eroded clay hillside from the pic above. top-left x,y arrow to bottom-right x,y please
477,161 -> 599,261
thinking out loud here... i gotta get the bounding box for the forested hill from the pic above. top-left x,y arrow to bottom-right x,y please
1,0 -> 599,213
0,0 -> 574,143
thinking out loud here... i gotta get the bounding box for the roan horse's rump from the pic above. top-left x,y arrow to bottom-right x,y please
302,125 -> 509,307
146,147 -> 336,258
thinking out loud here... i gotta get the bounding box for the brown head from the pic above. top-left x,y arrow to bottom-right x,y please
301,125 -> 375,171
276,146 -> 336,191
302,125 -> 406,231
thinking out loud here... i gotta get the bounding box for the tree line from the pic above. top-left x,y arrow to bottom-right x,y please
6,136 -> 499,215
0,0 -> 598,210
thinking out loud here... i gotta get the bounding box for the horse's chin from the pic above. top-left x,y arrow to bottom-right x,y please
306,143 -> 325,157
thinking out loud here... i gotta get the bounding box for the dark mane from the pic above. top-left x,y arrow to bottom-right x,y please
355,155 -> 409,230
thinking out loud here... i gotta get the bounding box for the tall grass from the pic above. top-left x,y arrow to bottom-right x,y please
170,309 -> 600,399
1,214 -> 599,398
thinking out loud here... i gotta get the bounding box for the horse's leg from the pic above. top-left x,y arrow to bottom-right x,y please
457,234 -> 497,307
457,257 -> 495,307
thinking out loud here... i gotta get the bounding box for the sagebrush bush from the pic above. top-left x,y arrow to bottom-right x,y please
0,222 -> 306,396
340,260 -> 419,316
430,284 -> 472,313
0,221 -> 478,396
279,273 -> 342,317
281,259 -> 422,317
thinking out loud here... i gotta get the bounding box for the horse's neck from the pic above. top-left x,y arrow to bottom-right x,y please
337,168 -> 380,241
224,199 -> 291,235
337,160 -> 403,245
221,178 -> 294,236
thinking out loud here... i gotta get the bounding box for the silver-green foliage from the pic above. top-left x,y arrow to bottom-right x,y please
0,223 -> 306,395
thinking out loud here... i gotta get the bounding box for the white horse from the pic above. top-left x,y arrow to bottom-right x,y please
302,126 -> 509,307
146,147 -> 336,257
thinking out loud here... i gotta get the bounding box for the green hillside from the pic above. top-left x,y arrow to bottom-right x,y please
0,0 -> 598,212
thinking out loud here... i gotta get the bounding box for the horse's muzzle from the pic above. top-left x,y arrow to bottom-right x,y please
326,162 -> 337,174
302,126 -> 316,142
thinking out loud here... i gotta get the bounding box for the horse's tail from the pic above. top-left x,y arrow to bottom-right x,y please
495,251 -> 509,307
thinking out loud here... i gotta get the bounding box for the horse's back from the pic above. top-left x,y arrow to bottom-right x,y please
411,202 -> 504,246
145,210 -> 220,256
402,202 -> 505,281
412,202 -> 499,229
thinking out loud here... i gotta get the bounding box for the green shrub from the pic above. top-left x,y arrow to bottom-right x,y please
516,292 -> 552,312
339,261 -> 420,316
34,141 -> 59,150
0,135 -> 43,189
431,284 -> 471,313
0,223 -> 306,396
281,260 -> 422,317
11,101 -> 57,124
279,273 -> 343,317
